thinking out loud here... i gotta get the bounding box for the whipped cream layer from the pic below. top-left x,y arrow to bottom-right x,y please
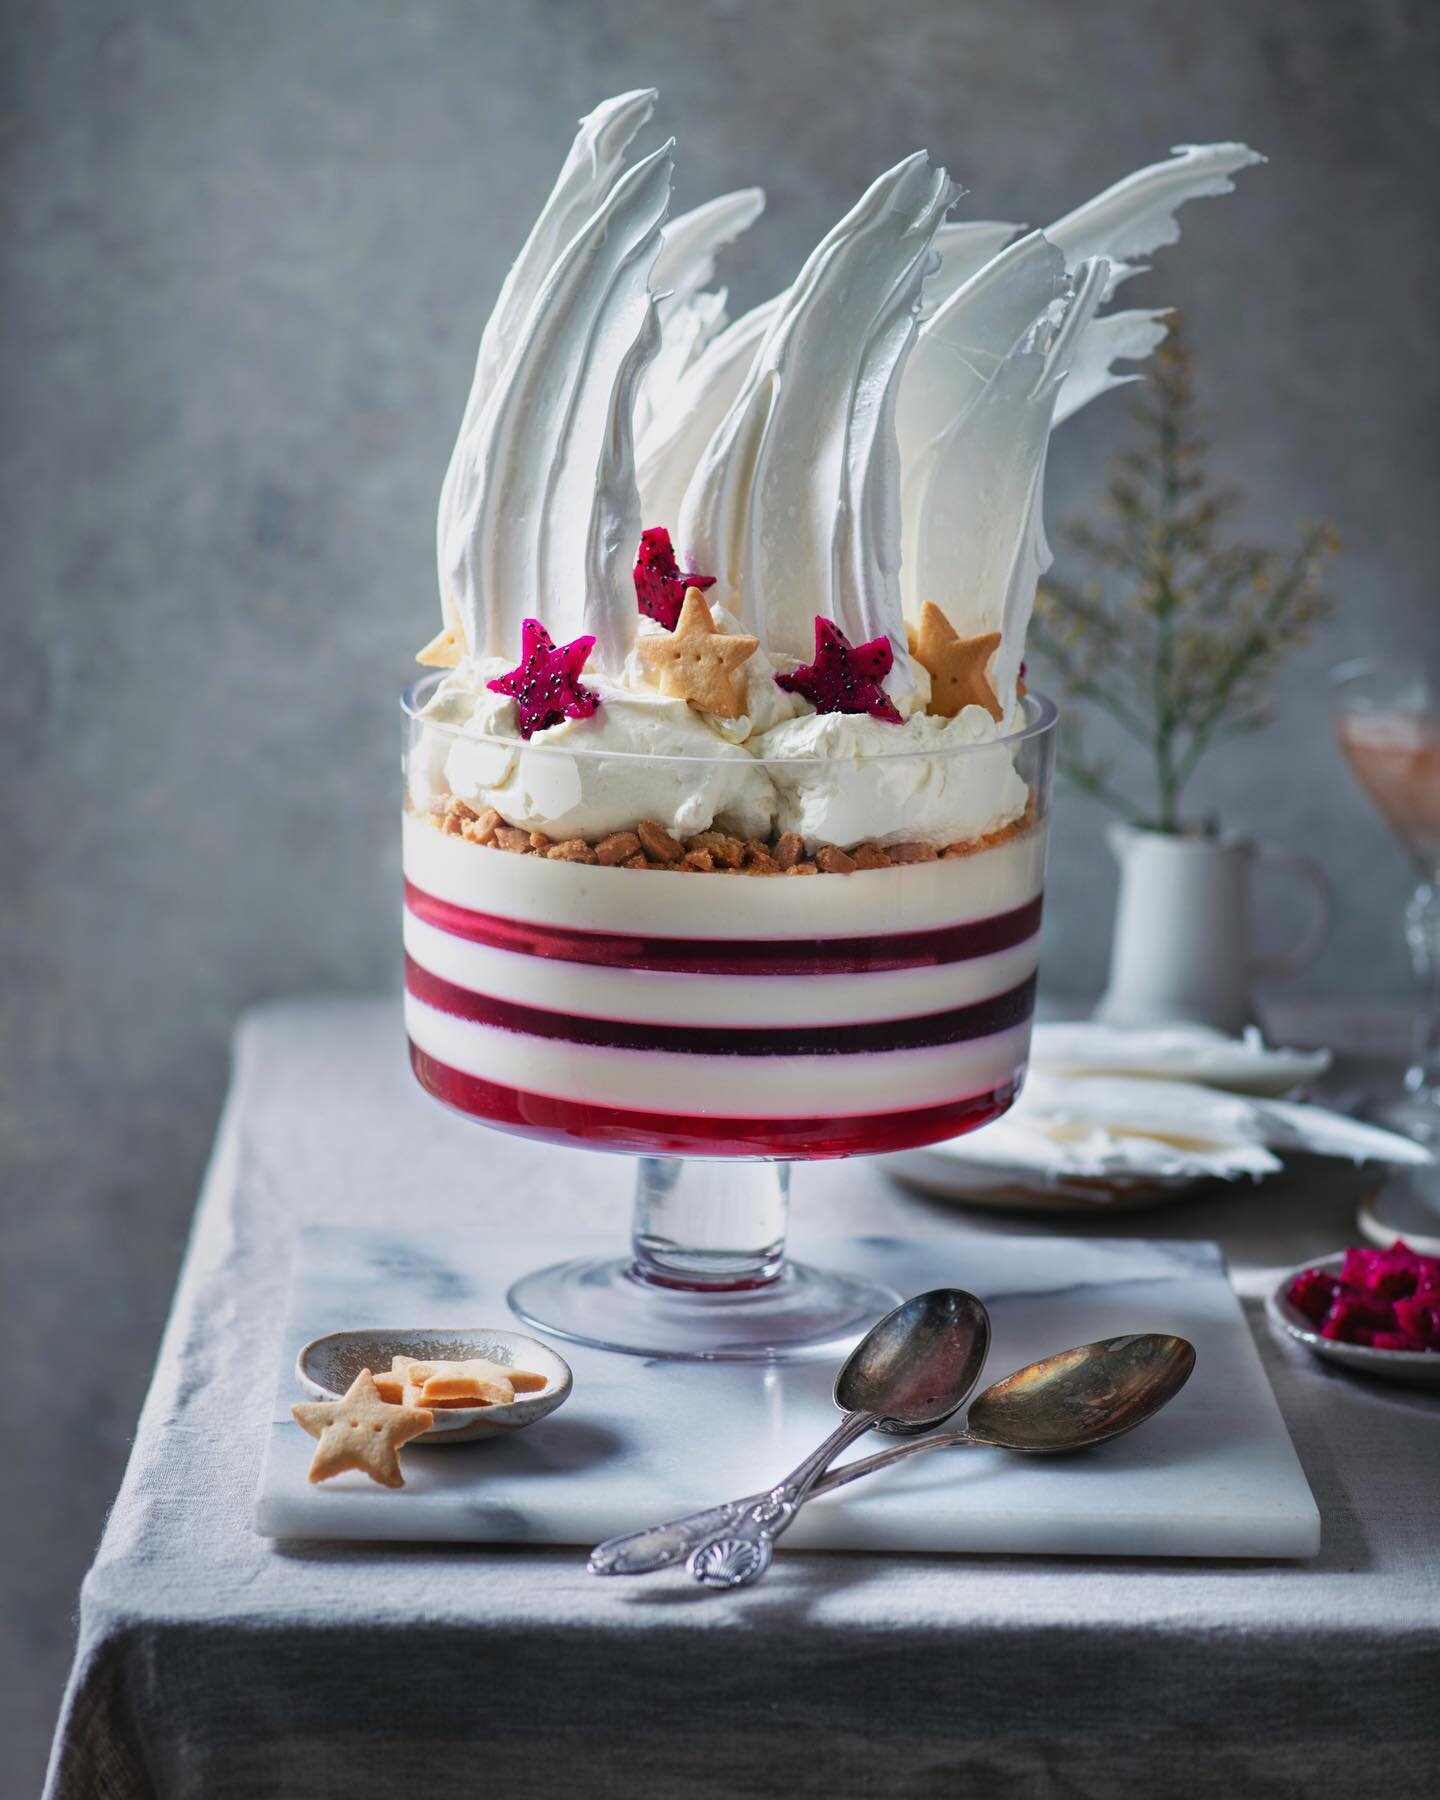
413,658 -> 1030,851
415,660 -> 776,841
751,705 -> 1030,850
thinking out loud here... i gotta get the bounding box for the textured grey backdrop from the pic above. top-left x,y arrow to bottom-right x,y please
4,0 -> 1438,1787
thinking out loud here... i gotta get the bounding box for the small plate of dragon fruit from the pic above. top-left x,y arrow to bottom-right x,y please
1267,1241 -> 1440,1386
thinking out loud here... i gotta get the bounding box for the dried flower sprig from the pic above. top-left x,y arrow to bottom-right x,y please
1030,320 -> 1340,833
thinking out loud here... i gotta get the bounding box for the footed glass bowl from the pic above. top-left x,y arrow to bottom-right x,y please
402,676 -> 1057,1359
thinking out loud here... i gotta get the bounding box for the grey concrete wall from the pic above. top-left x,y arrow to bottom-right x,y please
3,0 -> 1437,1785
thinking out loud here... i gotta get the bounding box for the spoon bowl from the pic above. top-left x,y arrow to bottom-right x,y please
836,1287 -> 992,1436
804,1331 -> 1197,1499
965,1332 -> 1195,1454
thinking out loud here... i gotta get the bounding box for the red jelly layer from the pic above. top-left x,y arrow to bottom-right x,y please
404,880 -> 1043,975
405,955 -> 1036,1055
410,1043 -> 1021,1160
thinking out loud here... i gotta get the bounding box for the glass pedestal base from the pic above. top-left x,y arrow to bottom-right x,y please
507,1255 -> 900,1362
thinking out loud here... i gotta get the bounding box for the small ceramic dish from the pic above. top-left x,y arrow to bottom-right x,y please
1265,1254 -> 1440,1387
296,1326 -> 573,1442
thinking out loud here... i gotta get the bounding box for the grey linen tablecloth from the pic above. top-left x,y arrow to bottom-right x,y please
46,998 -> 1440,1799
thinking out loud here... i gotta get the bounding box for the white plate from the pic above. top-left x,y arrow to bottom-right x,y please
1031,1023 -> 1331,1097
882,1147 -> 1217,1213
297,1326 -> 573,1442
1265,1253 -> 1440,1386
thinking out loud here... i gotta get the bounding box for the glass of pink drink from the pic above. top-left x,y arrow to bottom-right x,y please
402,680 -> 1058,1358
1335,658 -> 1440,1139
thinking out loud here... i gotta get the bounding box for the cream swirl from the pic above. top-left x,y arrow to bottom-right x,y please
750,706 -> 1029,851
415,663 -> 777,842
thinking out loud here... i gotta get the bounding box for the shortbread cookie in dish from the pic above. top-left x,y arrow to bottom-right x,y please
290,1369 -> 433,1489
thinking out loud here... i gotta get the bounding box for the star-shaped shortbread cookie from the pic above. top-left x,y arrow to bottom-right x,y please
416,597 -> 468,668
416,626 -> 463,668
907,602 -> 1003,721
636,588 -> 758,720
291,1368 -> 434,1488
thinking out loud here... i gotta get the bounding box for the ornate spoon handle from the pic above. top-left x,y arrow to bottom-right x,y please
589,1500 -> 763,1577
589,1425 -> 980,1578
590,1410 -> 879,1580
684,1410 -> 879,1590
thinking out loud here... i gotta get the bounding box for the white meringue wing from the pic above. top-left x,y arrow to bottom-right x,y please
445,142 -> 673,668
650,187 -> 767,310
898,230 -> 1068,613
585,296 -> 663,671
635,187 -> 766,437
635,293 -> 781,532
912,256 -> 1108,710
636,220 -> 1015,538
928,218 -> 1024,309
1044,142 -> 1264,296
1051,306 -> 1170,426
679,153 -> 955,679
436,88 -> 657,626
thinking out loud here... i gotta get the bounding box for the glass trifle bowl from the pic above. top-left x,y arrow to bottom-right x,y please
401,676 -> 1057,1359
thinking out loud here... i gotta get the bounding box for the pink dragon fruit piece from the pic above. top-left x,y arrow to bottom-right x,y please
633,526 -> 715,631
774,616 -> 904,725
486,618 -> 601,740
1322,1292 -> 1394,1344
1342,1242 -> 1423,1300
1294,1241 -> 1440,1351
1286,1267 -> 1339,1325
1393,1295 -> 1440,1350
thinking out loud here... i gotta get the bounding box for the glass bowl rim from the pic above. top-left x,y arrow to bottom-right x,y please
401,674 -> 1058,769
1330,656 -> 1438,717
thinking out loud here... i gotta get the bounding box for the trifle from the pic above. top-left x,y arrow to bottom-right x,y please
402,90 -> 1257,1356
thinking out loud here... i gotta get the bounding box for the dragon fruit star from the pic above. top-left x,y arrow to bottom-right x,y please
774,616 -> 904,724
487,618 -> 601,740
634,526 -> 715,631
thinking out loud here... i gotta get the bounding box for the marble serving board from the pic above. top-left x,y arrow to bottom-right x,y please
255,1228 -> 1319,1558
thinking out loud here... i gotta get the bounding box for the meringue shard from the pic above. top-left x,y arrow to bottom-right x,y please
1044,142 -> 1264,296
928,218 -> 1025,309
1051,305 -> 1171,427
678,152 -> 955,681
635,293 -> 782,531
896,143 -> 1261,646
898,143 -> 1260,491
436,89 -> 657,630
911,256 -> 1110,713
443,142 -> 673,669
635,186 -> 767,438
636,219 -> 1014,533
899,228 -> 1070,591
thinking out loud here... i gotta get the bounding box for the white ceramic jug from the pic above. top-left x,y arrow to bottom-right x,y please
1094,823 -> 1332,1035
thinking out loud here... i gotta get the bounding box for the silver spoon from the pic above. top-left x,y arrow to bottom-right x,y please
591,1332 -> 1193,1584
588,1288 -> 990,1585
805,1332 -> 1197,1497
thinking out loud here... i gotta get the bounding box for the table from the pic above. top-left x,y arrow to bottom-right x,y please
45,998 -> 1440,1799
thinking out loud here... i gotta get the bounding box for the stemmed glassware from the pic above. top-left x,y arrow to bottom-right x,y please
402,677 -> 1057,1359
1333,658 -> 1440,1139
